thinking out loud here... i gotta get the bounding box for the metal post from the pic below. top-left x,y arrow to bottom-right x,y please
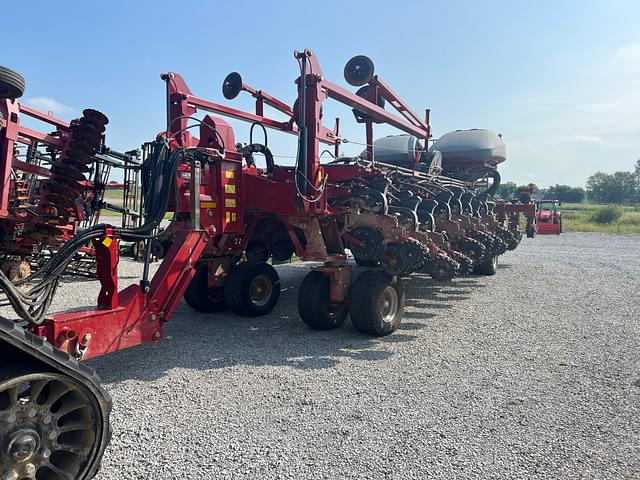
298,54 -> 308,196
191,158 -> 201,230
334,118 -> 340,158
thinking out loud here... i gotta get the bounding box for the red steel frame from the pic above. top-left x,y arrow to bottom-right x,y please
0,100 -> 68,217
0,99 -> 99,261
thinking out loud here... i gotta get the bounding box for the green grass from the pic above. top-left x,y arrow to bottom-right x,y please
103,188 -> 125,201
561,203 -> 640,234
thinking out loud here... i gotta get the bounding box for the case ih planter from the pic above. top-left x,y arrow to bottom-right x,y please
0,50 -> 532,479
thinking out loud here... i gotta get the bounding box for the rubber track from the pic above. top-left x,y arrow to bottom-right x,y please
0,317 -> 112,479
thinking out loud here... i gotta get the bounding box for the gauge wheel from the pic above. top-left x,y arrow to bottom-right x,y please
224,262 -> 280,317
298,271 -> 348,330
184,263 -> 227,313
473,255 -> 498,276
349,270 -> 404,336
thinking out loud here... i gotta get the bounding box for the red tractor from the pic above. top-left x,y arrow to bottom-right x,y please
535,200 -> 562,235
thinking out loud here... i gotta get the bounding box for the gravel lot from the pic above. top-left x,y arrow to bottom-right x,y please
5,233 -> 639,479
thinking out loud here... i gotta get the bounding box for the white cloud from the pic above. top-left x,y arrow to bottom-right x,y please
501,42 -> 640,186
614,43 -> 640,74
615,42 -> 640,62
560,135 -> 604,145
24,97 -> 75,116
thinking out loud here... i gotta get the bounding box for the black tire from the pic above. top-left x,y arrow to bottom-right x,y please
271,239 -> 294,262
224,262 -> 280,317
150,239 -> 165,259
473,256 -> 498,276
184,264 -> 227,313
526,225 -> 536,238
132,240 -> 146,261
354,256 -> 379,267
349,270 -> 404,336
246,241 -> 270,264
298,271 -> 348,330
0,66 -> 26,99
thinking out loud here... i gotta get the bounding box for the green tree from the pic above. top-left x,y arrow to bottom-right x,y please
569,187 -> 586,203
545,184 -> 585,203
587,171 -> 637,204
635,159 -> 640,203
497,181 -> 517,199
587,172 -> 610,202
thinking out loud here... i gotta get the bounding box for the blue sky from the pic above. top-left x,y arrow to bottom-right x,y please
5,1 -> 640,187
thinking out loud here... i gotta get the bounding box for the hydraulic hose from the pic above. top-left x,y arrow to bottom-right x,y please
0,139 -> 187,325
477,168 -> 501,199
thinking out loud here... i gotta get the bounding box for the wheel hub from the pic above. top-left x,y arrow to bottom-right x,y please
326,304 -> 343,319
378,286 -> 399,324
249,274 -> 273,307
6,429 -> 40,462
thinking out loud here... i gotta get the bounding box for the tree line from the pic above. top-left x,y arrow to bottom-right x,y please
498,160 -> 640,204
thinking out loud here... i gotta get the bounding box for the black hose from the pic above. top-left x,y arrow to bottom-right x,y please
249,122 -> 268,149
476,168 -> 501,199
241,144 -> 274,176
0,139 -> 187,325
296,54 -> 308,196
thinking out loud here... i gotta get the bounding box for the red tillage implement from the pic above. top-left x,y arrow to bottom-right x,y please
0,68 -> 141,282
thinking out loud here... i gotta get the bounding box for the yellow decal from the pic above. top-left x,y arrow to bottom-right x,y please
225,184 -> 236,194
231,212 -> 237,222
225,171 -> 235,179
201,201 -> 217,209
225,211 -> 231,223
225,199 -> 236,207
102,237 -> 113,247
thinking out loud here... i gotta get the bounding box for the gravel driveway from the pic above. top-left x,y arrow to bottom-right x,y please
7,233 -> 640,479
